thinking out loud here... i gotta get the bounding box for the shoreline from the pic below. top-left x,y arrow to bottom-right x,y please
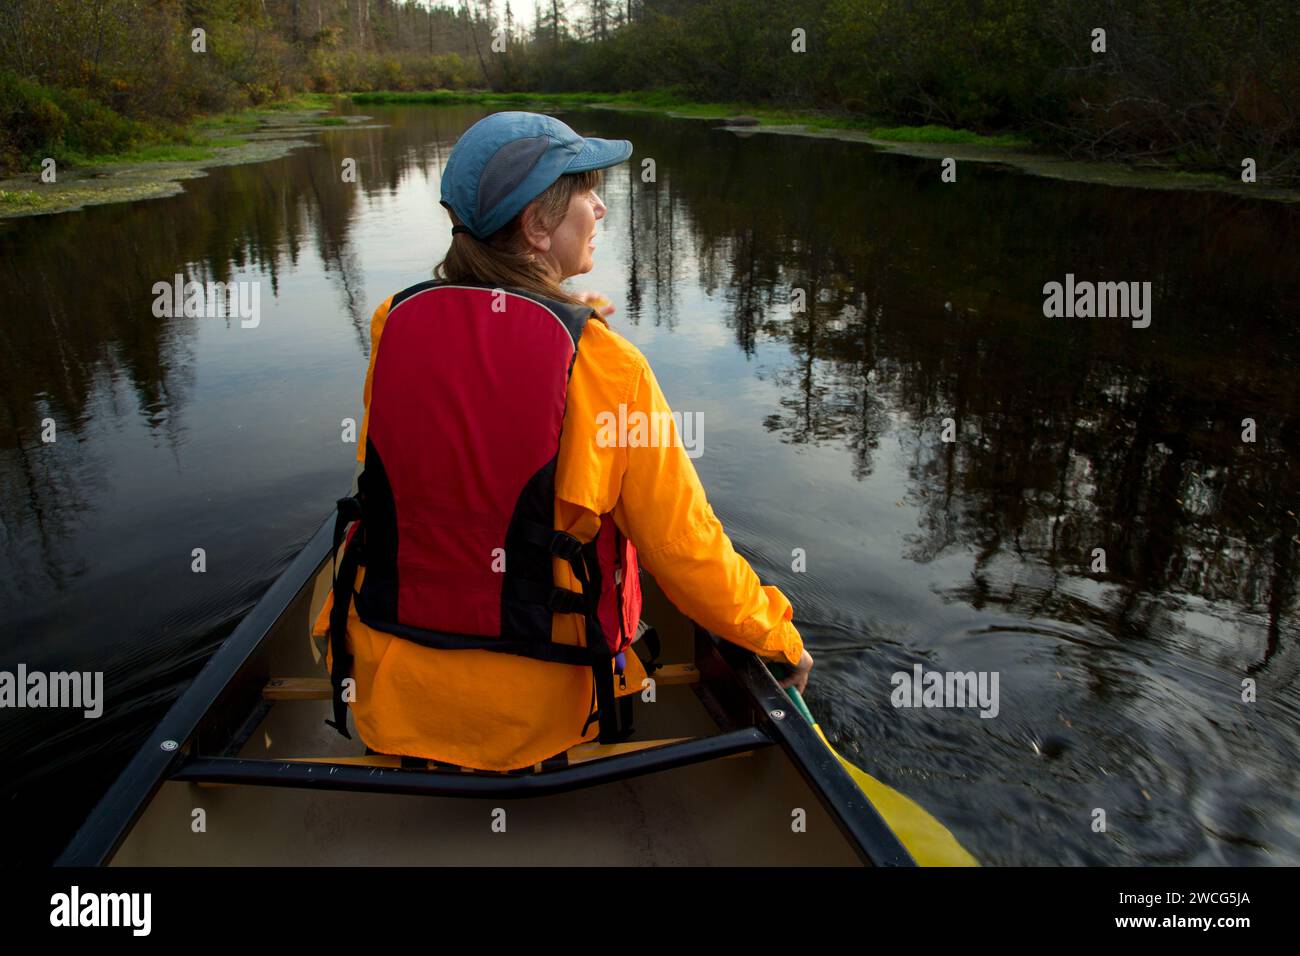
354,90 -> 1300,204
706,121 -> 1299,203
0,105 -> 379,222
583,104 -> 1299,203
3,89 -> 1294,221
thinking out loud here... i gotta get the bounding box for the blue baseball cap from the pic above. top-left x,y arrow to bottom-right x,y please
439,111 -> 633,240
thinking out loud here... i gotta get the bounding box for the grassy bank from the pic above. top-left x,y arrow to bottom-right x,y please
0,93 -> 358,219
5,84 -> 1288,220
352,88 -> 1295,200
0,69 -> 342,177
351,89 -> 1034,150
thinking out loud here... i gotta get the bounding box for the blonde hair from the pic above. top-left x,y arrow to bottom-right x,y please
435,169 -> 603,308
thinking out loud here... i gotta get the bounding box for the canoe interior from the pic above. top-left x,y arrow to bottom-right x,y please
107,538 -> 867,865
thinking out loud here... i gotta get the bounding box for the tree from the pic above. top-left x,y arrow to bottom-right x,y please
536,0 -> 566,44
588,0 -> 612,40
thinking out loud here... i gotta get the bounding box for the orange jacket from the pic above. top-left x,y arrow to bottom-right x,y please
311,294 -> 804,771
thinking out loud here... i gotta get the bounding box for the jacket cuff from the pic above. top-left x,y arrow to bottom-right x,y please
756,619 -> 804,669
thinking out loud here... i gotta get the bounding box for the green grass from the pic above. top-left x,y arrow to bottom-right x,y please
194,112 -> 261,128
1165,169 -> 1231,183
66,95 -> 346,167
59,129 -> 254,166
351,88 -> 779,116
195,108 -> 293,128
262,92 -> 339,110
351,90 -> 563,106
348,89 -> 1034,148
351,88 -> 794,126
194,94 -> 341,130
0,189 -> 44,207
65,143 -> 220,165
865,124 -> 1032,148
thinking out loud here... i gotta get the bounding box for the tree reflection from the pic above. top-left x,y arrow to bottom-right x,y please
616,118 -> 1300,638
0,112 -> 467,593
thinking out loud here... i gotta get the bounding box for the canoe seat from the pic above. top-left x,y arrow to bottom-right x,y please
262,663 -> 700,702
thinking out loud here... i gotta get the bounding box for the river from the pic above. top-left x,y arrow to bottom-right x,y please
2,103 -> 1298,864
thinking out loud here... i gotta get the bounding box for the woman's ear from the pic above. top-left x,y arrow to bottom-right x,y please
519,201 -> 553,254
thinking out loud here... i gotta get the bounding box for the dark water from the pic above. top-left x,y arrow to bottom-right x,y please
2,104 -> 1298,865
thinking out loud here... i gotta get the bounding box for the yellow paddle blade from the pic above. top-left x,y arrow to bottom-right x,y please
811,722 -> 979,867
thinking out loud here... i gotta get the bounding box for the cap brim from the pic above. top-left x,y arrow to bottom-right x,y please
565,137 -> 634,173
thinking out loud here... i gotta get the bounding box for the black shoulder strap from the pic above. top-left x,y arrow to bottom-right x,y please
568,538 -> 634,745
325,496 -> 363,739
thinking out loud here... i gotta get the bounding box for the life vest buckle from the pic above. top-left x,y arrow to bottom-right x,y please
548,531 -> 584,561
547,587 -> 587,614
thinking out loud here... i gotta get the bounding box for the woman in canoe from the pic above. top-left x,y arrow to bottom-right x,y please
312,111 -> 812,772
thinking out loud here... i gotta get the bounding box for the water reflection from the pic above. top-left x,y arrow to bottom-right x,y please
597,111 -> 1300,863
1,104 -> 1296,864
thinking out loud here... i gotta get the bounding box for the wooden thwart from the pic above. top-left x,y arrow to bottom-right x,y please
247,663 -> 723,786
276,735 -> 700,773
262,662 -> 700,702
262,677 -> 332,700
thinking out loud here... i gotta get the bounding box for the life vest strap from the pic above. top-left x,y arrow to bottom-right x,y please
330,495 -> 363,585
326,496 -> 364,740
546,588 -> 587,614
637,624 -> 663,675
325,500 -> 637,745
515,517 -> 585,561
567,541 -> 635,744
508,576 -> 586,615
352,613 -> 600,666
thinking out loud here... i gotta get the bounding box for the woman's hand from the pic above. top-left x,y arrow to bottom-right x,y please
778,649 -> 814,695
576,290 -> 615,317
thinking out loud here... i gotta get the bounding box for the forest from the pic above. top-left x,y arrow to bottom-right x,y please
1,0 -> 1297,181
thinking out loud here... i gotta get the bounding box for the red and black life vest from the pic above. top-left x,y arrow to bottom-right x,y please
326,281 -> 653,747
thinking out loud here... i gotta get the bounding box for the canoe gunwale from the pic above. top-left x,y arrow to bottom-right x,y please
56,517 -> 339,867
712,636 -> 917,867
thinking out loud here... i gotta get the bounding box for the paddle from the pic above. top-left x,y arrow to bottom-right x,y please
768,663 -> 979,866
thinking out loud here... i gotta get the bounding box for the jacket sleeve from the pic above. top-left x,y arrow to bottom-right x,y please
610,354 -> 805,668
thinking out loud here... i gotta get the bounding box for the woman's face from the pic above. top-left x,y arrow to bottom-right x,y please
539,188 -> 606,279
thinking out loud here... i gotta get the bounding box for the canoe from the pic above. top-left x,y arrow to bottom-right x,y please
57,514 -> 916,866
